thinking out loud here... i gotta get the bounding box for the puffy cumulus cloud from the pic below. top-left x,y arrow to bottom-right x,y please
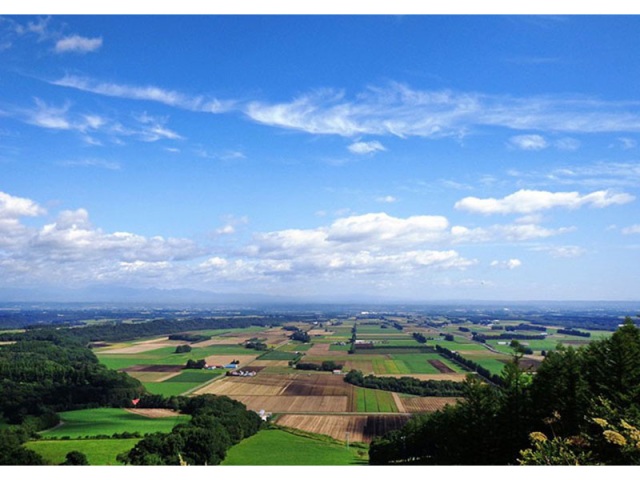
200,212 -> 477,283
508,134 -> 548,150
0,193 -> 203,288
326,212 -> 450,245
490,259 -> 522,269
0,190 -> 590,293
31,209 -> 201,263
455,189 -> 635,215
0,191 -> 46,219
347,140 -> 386,155
0,191 -> 46,249
54,35 -> 102,53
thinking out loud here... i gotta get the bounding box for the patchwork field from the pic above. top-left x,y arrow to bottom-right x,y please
396,396 -> 461,413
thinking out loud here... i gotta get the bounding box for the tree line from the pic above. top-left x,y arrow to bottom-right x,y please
344,370 -> 466,397
0,316 -> 281,345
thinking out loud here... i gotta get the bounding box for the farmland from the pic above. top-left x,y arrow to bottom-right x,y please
3,303 -> 626,465
84,310 -> 616,453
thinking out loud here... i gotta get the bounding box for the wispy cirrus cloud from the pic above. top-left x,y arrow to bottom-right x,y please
52,75 -> 235,113
508,161 -> 640,190
244,82 -> 640,138
16,99 -> 182,143
455,189 -> 635,215
57,158 -> 121,170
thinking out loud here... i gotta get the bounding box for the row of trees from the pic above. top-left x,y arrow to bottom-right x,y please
369,317 -> 640,465
344,370 -> 466,397
435,344 -> 504,386
296,360 -> 344,372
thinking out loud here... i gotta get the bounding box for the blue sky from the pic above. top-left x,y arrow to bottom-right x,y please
1,13 -> 640,301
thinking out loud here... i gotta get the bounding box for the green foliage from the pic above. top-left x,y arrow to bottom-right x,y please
185,358 -> 206,369
0,426 -> 46,465
174,344 -> 192,354
60,450 -> 90,465
344,369 -> 465,397
0,330 -> 144,424
117,394 -> 262,465
290,330 -> 310,343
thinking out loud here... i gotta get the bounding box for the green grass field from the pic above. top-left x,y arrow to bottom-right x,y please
353,387 -> 398,413
142,381 -> 205,396
40,408 -> 189,439
96,343 -> 254,370
25,438 -> 139,465
221,428 -> 367,465
258,350 -> 300,360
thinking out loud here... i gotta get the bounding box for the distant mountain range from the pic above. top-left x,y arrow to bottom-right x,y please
0,285 -> 411,306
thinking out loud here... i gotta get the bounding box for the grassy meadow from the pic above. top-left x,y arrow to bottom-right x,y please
221,427 -> 367,465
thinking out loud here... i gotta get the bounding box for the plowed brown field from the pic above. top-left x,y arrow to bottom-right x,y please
232,395 -> 348,413
398,396 -> 461,413
275,414 -> 411,443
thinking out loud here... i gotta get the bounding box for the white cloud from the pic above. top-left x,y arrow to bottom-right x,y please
622,225 -> 640,235
532,245 -> 587,258
54,35 -> 102,53
58,158 -> 121,170
244,83 -> 640,138
508,134 -> 548,150
617,137 -> 637,150
455,189 -> 635,215
0,191 -> 46,219
348,140 -> 386,155
25,98 -> 72,130
451,223 -> 571,243
376,195 -> 397,203
554,137 -> 581,151
17,99 -> 183,143
52,75 -> 234,113
490,259 -> 522,269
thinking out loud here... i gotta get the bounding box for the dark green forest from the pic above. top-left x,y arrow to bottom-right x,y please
369,317 -> 640,465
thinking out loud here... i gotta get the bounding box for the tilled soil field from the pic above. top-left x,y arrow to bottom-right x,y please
275,414 -> 411,443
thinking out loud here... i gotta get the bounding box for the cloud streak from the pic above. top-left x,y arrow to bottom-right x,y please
52,75 -> 235,113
